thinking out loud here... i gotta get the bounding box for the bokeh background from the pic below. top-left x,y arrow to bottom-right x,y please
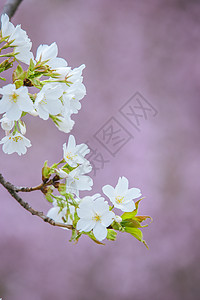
0,0 -> 200,299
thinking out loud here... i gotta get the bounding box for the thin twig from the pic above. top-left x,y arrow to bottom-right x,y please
15,175 -> 60,192
2,0 -> 23,19
0,173 -> 73,230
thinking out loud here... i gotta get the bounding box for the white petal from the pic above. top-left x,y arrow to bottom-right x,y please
102,184 -> 115,199
93,223 -> 107,241
76,219 -> 95,232
120,201 -> 136,212
101,211 -> 115,227
124,188 -> 142,201
6,104 -> 21,120
116,176 -> 129,194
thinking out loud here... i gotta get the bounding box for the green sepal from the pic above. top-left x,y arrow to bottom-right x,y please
0,58 -> 13,72
0,76 -> 6,81
107,229 -> 117,241
125,227 -> 149,249
29,77 -> 43,89
45,188 -> 53,203
70,229 -> 82,243
21,112 -> 27,117
58,183 -> 66,195
62,163 -> 74,172
111,221 -> 124,231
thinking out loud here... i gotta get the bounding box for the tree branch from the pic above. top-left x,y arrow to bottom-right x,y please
2,0 -> 23,19
0,173 -> 73,230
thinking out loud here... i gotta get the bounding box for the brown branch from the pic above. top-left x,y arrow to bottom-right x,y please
0,173 -> 73,230
1,0 -> 23,19
15,175 -> 60,193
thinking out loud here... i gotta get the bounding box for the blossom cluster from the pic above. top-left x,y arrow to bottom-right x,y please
0,14 -> 86,155
43,135 -> 151,245
0,15 -> 152,246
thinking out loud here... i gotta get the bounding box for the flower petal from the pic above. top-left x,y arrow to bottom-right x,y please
93,223 -> 107,241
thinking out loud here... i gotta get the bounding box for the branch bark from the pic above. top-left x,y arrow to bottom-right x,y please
2,0 -> 23,19
0,173 -> 73,230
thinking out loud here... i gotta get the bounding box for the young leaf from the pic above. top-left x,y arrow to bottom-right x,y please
125,227 -> 149,249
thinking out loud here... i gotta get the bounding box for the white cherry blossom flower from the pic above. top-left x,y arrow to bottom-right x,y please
66,165 -> 93,196
54,113 -> 75,133
34,83 -> 63,120
55,64 -> 85,84
0,132 -> 31,155
0,84 -> 34,121
63,135 -> 90,167
47,202 -> 75,230
77,195 -> 115,241
102,176 -> 142,212
1,14 -> 33,64
62,88 -> 84,116
35,42 -> 67,68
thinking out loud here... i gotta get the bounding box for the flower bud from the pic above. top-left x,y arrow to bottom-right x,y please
55,168 -> 68,179
18,120 -> 26,135
0,115 -> 14,131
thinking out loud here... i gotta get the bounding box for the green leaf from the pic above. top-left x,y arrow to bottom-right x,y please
121,216 -> 152,228
125,227 -> 149,249
121,219 -> 142,228
29,59 -> 35,71
42,160 -> 51,181
107,229 -> 117,241
13,64 -> 26,82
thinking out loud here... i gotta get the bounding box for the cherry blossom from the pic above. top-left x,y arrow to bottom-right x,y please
0,132 -> 31,155
77,195 -> 115,241
0,84 -> 34,121
102,176 -> 142,212
63,135 -> 90,167
34,83 -> 63,120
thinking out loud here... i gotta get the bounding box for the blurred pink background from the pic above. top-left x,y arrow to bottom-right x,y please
0,0 -> 200,299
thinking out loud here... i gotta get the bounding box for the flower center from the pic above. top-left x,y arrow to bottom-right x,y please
93,213 -> 101,222
115,196 -> 124,204
10,92 -> 19,103
66,151 -> 76,161
11,136 -> 23,142
40,95 -> 47,105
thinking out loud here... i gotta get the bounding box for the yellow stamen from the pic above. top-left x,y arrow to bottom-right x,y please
12,136 -> 23,142
93,213 -> 101,222
115,196 -> 124,204
10,92 -> 19,103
